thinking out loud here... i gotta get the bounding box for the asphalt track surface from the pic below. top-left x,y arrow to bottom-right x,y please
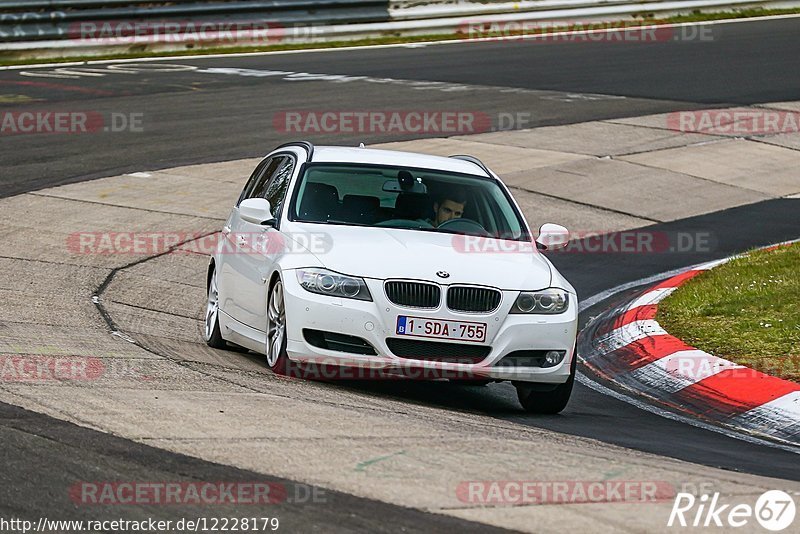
2,16 -> 799,198
1,16 -> 800,527
0,402 -> 508,532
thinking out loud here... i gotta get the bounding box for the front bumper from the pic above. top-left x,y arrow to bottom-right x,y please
281,272 -> 578,383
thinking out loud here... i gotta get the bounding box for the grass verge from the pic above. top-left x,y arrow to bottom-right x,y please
657,242 -> 800,382
1,8 -> 800,67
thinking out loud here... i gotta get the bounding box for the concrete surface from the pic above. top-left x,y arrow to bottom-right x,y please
754,132 -> 800,151
458,121 -> 721,157
374,138 -> 591,175
604,107 -> 762,134
620,139 -> 800,197
761,101 -> 800,112
501,158 -> 770,223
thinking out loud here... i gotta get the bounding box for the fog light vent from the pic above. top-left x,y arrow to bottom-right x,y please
544,350 -> 565,367
495,350 -> 566,368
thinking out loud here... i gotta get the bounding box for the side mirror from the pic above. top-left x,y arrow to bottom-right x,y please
239,198 -> 276,226
535,223 -> 569,251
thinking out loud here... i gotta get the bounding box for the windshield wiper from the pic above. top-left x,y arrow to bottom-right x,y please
326,220 -> 370,226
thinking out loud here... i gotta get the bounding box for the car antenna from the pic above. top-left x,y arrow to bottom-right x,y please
358,142 -> 365,148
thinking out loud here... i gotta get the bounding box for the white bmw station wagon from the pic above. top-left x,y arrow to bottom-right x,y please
205,141 -> 578,413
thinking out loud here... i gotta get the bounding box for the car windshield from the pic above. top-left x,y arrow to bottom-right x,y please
289,163 -> 528,240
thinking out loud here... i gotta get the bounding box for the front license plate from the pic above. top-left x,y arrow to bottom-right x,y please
396,316 -> 487,343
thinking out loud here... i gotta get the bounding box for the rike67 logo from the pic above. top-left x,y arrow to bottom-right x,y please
668,490 -> 796,530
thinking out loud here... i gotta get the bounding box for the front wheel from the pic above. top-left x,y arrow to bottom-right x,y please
266,279 -> 293,375
514,353 -> 576,414
204,269 -> 227,349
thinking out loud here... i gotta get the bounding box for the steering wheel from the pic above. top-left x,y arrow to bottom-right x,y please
436,218 -> 490,236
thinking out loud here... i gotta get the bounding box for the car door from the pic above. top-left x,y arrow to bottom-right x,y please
227,154 -> 295,331
220,156 -> 282,326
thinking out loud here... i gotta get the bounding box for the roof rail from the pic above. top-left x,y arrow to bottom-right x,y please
449,154 -> 492,177
275,140 -> 315,161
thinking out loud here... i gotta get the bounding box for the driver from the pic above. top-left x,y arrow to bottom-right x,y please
430,189 -> 467,227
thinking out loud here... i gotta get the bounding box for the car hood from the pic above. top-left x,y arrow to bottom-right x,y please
293,224 -> 552,290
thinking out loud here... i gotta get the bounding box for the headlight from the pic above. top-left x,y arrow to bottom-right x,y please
296,268 -> 372,301
510,289 -> 569,314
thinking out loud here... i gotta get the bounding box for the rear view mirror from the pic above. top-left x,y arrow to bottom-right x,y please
239,198 -> 276,225
536,223 -> 570,250
382,176 -> 427,194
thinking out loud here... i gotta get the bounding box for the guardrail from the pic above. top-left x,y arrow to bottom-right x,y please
1,0 -> 798,58
0,1 -> 392,42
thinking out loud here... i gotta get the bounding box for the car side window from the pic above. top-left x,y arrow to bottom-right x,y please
241,157 -> 284,204
236,158 -> 280,206
262,157 -> 295,217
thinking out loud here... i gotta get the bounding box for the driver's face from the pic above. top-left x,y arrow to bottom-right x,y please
434,199 -> 465,226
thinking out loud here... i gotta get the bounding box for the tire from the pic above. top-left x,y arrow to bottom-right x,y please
204,268 -> 227,349
266,278 -> 293,375
514,353 -> 576,414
